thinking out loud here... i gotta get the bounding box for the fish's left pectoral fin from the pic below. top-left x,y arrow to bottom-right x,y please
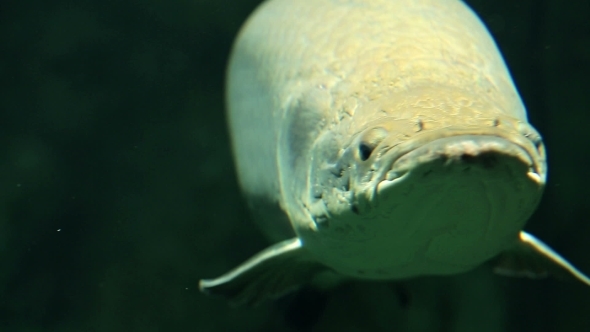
199,238 -> 326,306
491,231 -> 590,286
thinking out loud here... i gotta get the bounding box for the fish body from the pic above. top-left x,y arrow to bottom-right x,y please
201,0 -> 590,305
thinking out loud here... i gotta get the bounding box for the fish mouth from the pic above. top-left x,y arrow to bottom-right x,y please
372,128 -> 546,194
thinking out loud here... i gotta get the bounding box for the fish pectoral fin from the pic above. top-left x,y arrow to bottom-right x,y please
491,231 -> 590,286
199,238 -> 326,306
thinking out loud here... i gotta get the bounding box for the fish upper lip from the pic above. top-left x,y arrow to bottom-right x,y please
370,126 -> 546,186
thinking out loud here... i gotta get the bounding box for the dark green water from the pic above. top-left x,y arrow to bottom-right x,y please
1,0 -> 589,331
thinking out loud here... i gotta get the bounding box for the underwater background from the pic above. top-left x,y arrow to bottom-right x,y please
1,0 -> 589,331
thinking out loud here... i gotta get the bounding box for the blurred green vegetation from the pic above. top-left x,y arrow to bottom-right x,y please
0,0 -> 588,331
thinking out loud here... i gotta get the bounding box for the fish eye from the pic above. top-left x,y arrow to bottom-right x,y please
357,127 -> 388,161
359,142 -> 374,161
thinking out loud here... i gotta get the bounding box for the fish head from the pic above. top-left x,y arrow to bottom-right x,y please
300,94 -> 547,279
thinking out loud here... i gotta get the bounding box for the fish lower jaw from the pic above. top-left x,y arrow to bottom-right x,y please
310,135 -> 544,280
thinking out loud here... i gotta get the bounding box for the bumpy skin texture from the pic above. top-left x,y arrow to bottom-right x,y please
226,0 -> 546,278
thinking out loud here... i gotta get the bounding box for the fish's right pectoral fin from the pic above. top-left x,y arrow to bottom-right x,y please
199,238 -> 326,306
492,231 -> 590,286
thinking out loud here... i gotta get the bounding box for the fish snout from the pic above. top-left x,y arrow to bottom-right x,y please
306,116 -> 546,222
348,117 -> 547,204
353,117 -> 547,180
